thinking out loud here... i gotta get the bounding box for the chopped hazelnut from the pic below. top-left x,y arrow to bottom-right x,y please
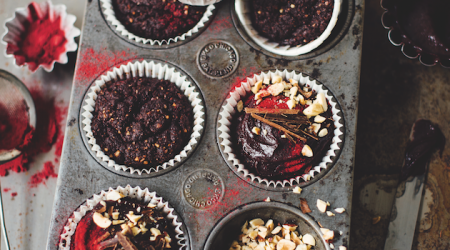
252,127 -> 261,135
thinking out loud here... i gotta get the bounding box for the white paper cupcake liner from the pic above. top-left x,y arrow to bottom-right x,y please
179,0 -> 222,6
59,185 -> 187,250
1,0 -> 80,72
217,69 -> 344,188
235,0 -> 342,56
100,0 -> 215,46
81,60 -> 205,175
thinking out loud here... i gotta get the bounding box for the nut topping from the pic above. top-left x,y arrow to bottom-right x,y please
232,218 -> 317,250
316,199 -> 328,213
93,212 -> 112,229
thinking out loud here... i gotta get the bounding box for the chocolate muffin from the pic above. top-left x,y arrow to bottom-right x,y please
112,0 -> 207,40
231,76 -> 334,180
250,0 -> 334,46
91,77 -> 193,169
70,191 -> 176,250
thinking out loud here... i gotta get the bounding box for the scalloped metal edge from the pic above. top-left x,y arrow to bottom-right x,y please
381,1 -> 450,68
234,0 -> 342,56
1,0 -> 80,72
100,0 -> 215,46
81,60 -> 205,175
58,185 -> 187,250
217,69 -> 344,188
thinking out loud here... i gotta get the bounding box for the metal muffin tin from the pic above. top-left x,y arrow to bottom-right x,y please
47,0 -> 364,249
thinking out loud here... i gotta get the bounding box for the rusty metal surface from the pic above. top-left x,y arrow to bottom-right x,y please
350,0 -> 450,249
46,0 -> 364,250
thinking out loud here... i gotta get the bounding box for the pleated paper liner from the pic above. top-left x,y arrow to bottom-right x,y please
59,185 -> 187,250
234,0 -> 342,56
80,60 -> 205,176
100,0 -> 215,46
217,69 -> 344,189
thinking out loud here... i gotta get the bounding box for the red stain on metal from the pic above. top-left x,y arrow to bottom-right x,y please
11,192 -> 17,197
227,66 -> 259,98
3,188 -> 10,193
28,161 -> 58,188
76,47 -> 138,82
195,172 -> 253,222
209,16 -> 233,33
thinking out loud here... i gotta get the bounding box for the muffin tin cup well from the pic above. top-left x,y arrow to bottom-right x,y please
217,69 -> 344,189
100,0 -> 215,47
80,59 -> 205,176
234,0 -> 342,57
58,185 -> 188,250
204,201 -> 331,250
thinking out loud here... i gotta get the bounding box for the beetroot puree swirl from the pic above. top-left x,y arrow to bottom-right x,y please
6,2 -> 67,71
232,90 -> 334,180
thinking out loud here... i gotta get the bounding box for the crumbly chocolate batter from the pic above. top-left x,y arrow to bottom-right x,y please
91,77 -> 193,169
112,0 -> 207,40
250,0 -> 334,46
233,93 -> 334,180
70,197 -> 176,250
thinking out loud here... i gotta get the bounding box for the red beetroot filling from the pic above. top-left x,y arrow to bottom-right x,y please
233,87 -> 334,180
69,197 -> 176,250
6,2 -> 67,71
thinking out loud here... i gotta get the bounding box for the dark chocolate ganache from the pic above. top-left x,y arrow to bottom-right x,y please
250,0 -> 334,47
394,0 -> 450,56
112,0 -> 207,41
400,119 -> 445,181
232,90 -> 334,180
70,196 -> 176,250
91,77 -> 193,169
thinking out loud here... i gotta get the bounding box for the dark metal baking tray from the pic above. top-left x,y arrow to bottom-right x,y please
46,0 -> 364,249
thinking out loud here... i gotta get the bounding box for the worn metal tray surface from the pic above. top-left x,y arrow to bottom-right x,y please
47,0 -> 364,249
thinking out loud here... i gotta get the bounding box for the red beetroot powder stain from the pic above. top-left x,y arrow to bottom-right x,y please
76,48 -> 137,82
3,188 -> 11,193
11,192 -> 17,197
196,174 -> 253,221
28,161 -> 57,188
0,87 -> 66,177
228,67 -> 259,96
6,2 -> 67,72
208,16 -> 233,33
0,102 -> 33,151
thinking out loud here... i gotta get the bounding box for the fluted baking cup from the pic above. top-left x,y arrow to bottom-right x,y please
235,0 -> 341,56
217,69 -> 344,188
1,0 -> 80,72
381,0 -> 450,68
59,185 -> 187,250
179,0 -> 222,6
81,60 -> 205,175
100,0 -> 215,46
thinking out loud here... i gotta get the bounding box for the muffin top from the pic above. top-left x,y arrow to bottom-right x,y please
250,0 -> 334,47
70,191 -> 176,250
232,76 -> 334,179
112,0 -> 207,40
91,77 -> 193,169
